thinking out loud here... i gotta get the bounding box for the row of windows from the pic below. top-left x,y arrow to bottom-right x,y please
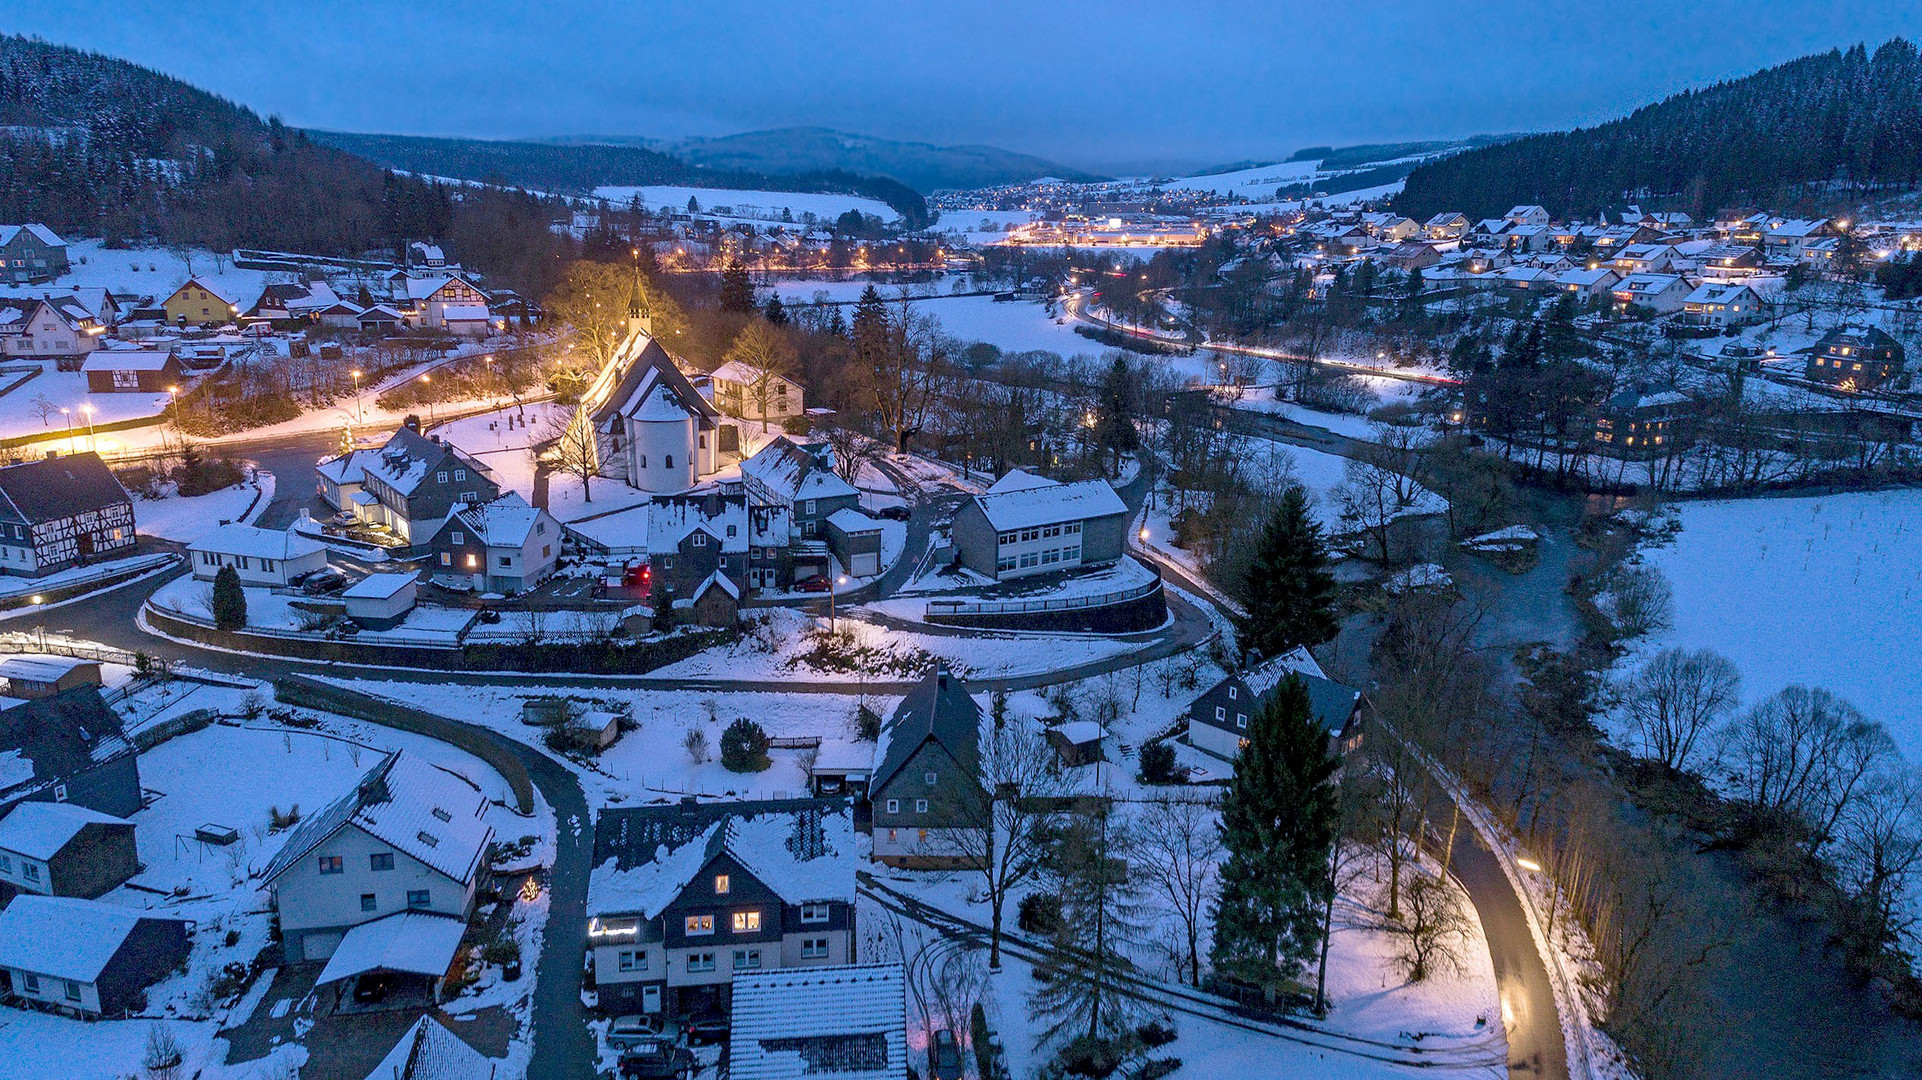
433,469 -> 470,484
318,851 -> 396,874
0,853 -> 40,881
359,889 -> 432,912
686,910 -> 761,935
198,551 -> 278,572
997,545 -> 1079,572
885,798 -> 931,814
13,971 -> 81,1001
996,521 -> 1082,546
636,454 -> 677,469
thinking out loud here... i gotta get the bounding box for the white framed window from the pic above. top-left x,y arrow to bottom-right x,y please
732,911 -> 761,932
715,874 -> 730,895
800,902 -> 831,923
924,771 -> 937,785
1216,706 -> 1226,721
885,799 -> 899,814
685,951 -> 716,973
733,948 -> 762,970
1237,713 -> 1248,729
801,937 -> 830,958
436,471 -> 448,483
685,915 -> 714,936
915,798 -> 929,814
450,531 -> 464,545
618,950 -> 647,972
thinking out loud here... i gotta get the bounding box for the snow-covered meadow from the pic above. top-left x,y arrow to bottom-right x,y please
592,185 -> 901,224
1631,489 -> 1922,762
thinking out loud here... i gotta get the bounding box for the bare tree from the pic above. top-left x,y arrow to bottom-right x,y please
1135,797 -> 1221,986
1836,765 -> 1922,953
543,406 -> 599,504
863,303 -> 950,454
1385,867 -> 1472,982
1725,686 -> 1895,857
721,320 -> 799,423
1602,564 -> 1674,640
936,722 -> 1076,969
1620,647 -> 1742,773
824,425 -> 872,486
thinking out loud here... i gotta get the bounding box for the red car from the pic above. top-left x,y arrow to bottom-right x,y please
795,576 -> 834,593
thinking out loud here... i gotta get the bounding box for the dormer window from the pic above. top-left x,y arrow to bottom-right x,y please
692,533 -> 707,547
714,874 -> 730,895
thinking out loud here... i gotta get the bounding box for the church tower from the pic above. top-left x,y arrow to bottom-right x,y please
627,254 -> 652,338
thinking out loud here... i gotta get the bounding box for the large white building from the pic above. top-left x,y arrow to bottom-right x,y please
584,332 -> 726,494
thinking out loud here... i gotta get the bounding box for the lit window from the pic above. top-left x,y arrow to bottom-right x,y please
732,911 -> 761,932
317,855 -> 343,875
714,874 -> 730,895
686,914 -> 714,936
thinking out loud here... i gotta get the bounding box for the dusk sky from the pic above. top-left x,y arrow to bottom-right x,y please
10,1 -> 1921,173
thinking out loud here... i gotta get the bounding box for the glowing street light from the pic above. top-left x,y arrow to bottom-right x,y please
79,403 -> 97,452
828,574 -> 850,632
350,368 -> 364,423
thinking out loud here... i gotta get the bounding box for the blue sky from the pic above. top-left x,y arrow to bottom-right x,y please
9,1 -> 1921,172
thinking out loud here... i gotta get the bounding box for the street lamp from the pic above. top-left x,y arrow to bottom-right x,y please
350,368 -> 364,423
59,407 -> 74,454
79,404 -> 97,453
419,373 -> 433,424
828,574 -> 849,632
166,385 -> 180,430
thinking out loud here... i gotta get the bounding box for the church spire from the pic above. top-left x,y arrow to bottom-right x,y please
627,246 -> 651,337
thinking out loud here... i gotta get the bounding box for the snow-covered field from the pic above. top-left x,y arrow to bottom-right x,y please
0,367 -> 171,439
1633,490 -> 1922,762
31,238 -> 274,308
593,185 -> 900,224
134,469 -> 273,543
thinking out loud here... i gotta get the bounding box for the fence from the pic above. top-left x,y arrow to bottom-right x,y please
926,566 -> 1162,617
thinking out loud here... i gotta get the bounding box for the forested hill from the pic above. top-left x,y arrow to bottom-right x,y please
1396,39 -> 1922,221
308,130 -> 933,226
0,34 -> 462,255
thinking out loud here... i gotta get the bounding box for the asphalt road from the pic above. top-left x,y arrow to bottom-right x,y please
1450,821 -> 1569,1079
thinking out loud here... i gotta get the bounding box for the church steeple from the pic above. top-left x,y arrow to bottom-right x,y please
627,247 -> 651,337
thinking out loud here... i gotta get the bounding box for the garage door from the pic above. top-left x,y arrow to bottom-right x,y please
299,930 -> 343,962
849,552 -> 879,577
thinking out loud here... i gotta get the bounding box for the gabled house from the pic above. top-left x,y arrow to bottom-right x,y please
188,524 -> 330,586
423,492 -> 559,594
365,1013 -> 497,1080
870,666 -> 985,868
0,801 -> 137,900
1610,273 -> 1691,314
706,361 -> 805,423
1423,212 -> 1470,240
0,686 -> 143,818
646,492 -> 749,603
1186,648 -> 1363,768
740,436 -> 861,550
0,655 -> 100,700
1681,282 -> 1767,328
82,348 -> 182,393
161,277 -> 244,327
1381,242 -> 1440,272
1504,205 -> 1551,229
0,896 -> 190,1018
1697,244 -> 1765,279
395,275 -> 489,331
260,752 -> 493,964
1595,386 -> 1690,456
1555,267 -> 1620,299
588,797 -> 858,1016
315,447 -> 383,515
0,453 -> 136,577
0,297 -> 102,363
355,425 -> 502,543
1763,218 -> 1832,257
950,469 -> 1128,581
0,225 -> 68,284
1806,324 -> 1905,391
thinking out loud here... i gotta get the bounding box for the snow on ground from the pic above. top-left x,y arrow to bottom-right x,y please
1231,381 -> 1435,440
652,607 -> 1146,682
134,468 -> 274,543
321,675 -> 881,810
48,239 -> 274,307
1154,159 -> 1324,198
544,473 -> 654,526
0,367 -> 170,439
592,185 -> 901,224
430,401 -> 567,505
1631,490 -> 1922,763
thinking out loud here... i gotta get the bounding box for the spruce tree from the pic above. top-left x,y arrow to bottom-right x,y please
1092,355 -> 1140,475
211,564 -> 247,630
1236,486 -> 1338,659
850,285 -> 889,368
1211,676 -> 1340,997
718,261 -> 755,314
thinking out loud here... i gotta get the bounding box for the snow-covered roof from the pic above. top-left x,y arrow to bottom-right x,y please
0,896 -> 175,983
315,911 -> 467,987
647,494 -> 747,555
317,448 -> 381,487
0,800 -> 129,860
0,225 -> 64,248
174,277 -> 244,307
1683,282 -> 1760,305
80,349 -> 173,371
364,1014 -> 497,1080
190,523 -> 328,562
729,964 -> 908,1080
1052,720 -> 1109,746
441,304 -> 491,321
402,275 -> 483,301
1614,273 -> 1684,297
342,572 -> 418,600
984,469 -> 1055,494
0,656 -> 92,684
693,570 -> 740,601
262,752 -> 492,886
970,474 -> 1126,532
710,360 -> 787,385
451,492 -> 550,549
590,799 -> 857,919
826,508 -> 879,534
1556,268 -> 1617,286
740,437 -> 858,504
873,666 -> 979,794
1243,646 -> 1328,700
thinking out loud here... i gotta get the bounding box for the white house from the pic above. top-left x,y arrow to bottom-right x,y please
0,297 -> 102,362
424,492 -> 560,594
1555,267 -> 1621,298
1681,282 -> 1768,328
586,333 -> 725,494
341,572 -> 419,630
0,896 -> 190,1018
706,360 -> 805,422
364,1013 -> 497,1080
949,470 -> 1129,581
396,275 -> 489,330
1504,205 -> 1551,228
1185,647 -> 1364,769
260,752 -> 493,964
189,524 -> 330,586
1611,273 -> 1692,314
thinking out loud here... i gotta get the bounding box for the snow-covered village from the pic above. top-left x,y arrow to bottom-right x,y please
1,7 -> 1922,1080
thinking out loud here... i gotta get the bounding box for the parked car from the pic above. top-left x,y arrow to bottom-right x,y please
476,608 -> 502,624
684,1012 -> 729,1047
930,1028 -> 963,1080
301,569 -> 347,594
608,1014 -> 665,1048
875,505 -> 911,521
618,1040 -> 692,1079
794,575 -> 833,593
352,973 -> 394,1004
329,510 -> 356,526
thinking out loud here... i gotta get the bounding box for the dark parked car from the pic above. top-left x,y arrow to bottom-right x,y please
684,1012 -> 729,1047
476,608 -> 502,623
619,1040 -> 693,1079
352,973 -> 394,1004
930,1028 -> 963,1080
302,568 -> 348,594
875,505 -> 911,521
